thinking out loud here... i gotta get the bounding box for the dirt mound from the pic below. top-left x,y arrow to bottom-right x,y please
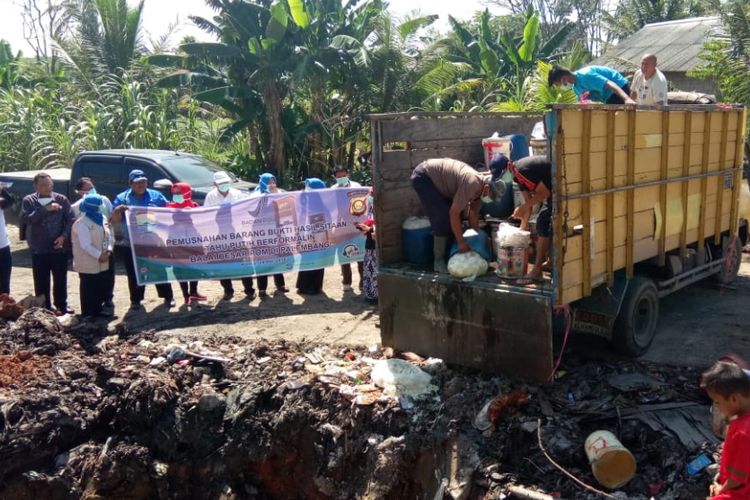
0,318 -> 721,499
3,308 -> 70,355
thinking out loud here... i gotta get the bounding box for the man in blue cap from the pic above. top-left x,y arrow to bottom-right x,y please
111,169 -> 175,310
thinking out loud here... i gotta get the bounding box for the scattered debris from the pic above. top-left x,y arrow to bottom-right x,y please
0,311 -> 725,499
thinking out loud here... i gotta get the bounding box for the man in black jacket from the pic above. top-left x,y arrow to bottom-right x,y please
21,173 -> 74,314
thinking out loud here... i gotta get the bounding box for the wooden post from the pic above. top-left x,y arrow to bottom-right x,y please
626,109 -> 636,278
698,111 -> 712,257
658,111 -> 670,266
554,111 -> 565,304
680,111 -> 692,259
730,109 -> 746,236
581,109 -> 592,296
715,112 -> 729,244
606,112 -> 615,287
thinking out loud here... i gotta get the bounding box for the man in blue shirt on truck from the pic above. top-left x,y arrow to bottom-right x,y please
549,65 -> 636,105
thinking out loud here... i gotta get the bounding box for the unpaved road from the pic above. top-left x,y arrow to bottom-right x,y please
5,226 -> 750,367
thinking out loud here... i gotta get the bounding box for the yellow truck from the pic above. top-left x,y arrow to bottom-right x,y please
370,105 -> 747,382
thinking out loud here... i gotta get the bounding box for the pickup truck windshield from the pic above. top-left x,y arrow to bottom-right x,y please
160,156 -> 235,187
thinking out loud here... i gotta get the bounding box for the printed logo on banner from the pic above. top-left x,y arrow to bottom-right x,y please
343,244 -> 363,259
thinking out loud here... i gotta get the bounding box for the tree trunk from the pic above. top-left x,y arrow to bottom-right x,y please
347,141 -> 356,171
263,80 -> 286,180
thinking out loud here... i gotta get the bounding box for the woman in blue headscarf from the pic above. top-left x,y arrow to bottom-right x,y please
71,194 -> 113,319
296,178 -> 327,295
253,172 -> 289,297
254,173 -> 281,195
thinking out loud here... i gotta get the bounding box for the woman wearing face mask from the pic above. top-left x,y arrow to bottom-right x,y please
331,166 -> 364,292
168,183 -> 207,306
357,188 -> 377,304
252,173 -> 289,297
296,178 -> 327,295
71,194 -> 113,319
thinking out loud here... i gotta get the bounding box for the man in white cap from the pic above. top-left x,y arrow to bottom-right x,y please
204,171 -> 255,300
205,171 -> 245,205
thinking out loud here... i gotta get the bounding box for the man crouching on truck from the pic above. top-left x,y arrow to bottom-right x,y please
491,154 -> 552,282
411,159 -> 492,273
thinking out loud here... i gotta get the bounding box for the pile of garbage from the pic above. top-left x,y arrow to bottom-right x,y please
0,308 -> 722,499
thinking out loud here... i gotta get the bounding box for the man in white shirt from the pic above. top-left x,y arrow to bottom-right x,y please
330,166 -> 363,292
630,54 -> 668,106
205,171 -> 246,206
204,171 -> 255,300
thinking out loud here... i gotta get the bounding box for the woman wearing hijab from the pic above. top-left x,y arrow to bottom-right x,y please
71,194 -> 113,318
357,187 -> 377,304
253,173 -> 289,297
296,178 -> 327,295
167,183 -> 207,306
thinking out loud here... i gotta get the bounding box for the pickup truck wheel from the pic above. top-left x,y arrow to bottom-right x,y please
613,277 -> 659,357
714,236 -> 742,285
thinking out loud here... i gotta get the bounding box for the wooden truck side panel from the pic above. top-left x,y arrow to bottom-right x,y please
551,106 -> 746,304
371,112 -> 543,265
371,112 -> 553,382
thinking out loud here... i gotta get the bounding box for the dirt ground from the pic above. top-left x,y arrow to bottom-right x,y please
5,226 -> 750,367
5,227 -> 381,347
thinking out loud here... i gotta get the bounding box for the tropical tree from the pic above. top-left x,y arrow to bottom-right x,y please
0,41 -> 23,89
55,0 -> 146,80
415,8 -> 574,111
603,0 -> 710,42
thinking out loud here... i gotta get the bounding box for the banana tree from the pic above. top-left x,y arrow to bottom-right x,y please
416,8 -> 574,110
149,0 -> 302,178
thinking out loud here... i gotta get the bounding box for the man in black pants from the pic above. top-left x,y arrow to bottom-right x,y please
21,173 -> 74,314
111,169 -> 175,311
411,158 -> 492,273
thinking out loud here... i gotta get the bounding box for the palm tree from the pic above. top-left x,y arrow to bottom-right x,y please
55,0 -> 146,79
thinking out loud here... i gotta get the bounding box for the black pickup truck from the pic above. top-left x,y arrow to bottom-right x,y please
0,149 -> 254,226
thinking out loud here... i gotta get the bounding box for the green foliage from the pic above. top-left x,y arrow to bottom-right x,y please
603,0 -> 710,41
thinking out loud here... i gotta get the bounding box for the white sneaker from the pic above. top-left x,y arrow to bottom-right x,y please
343,284 -> 353,292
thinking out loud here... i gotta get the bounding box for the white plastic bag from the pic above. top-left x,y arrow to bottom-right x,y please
447,251 -> 489,278
495,223 -> 530,248
371,359 -> 436,398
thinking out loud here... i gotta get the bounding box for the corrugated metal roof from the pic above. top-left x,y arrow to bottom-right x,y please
591,16 -> 722,72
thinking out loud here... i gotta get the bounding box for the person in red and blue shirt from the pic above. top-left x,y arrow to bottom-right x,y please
549,65 -> 636,105
701,361 -> 750,499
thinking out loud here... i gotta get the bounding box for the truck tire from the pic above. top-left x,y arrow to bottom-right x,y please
613,277 -> 659,357
714,236 -> 742,285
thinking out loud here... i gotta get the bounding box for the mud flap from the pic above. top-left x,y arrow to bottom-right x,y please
379,271 -> 553,383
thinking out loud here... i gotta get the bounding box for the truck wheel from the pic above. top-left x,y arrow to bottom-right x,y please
714,236 -> 742,285
613,277 -> 659,357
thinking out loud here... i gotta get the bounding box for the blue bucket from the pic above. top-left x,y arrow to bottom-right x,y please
402,223 -> 433,266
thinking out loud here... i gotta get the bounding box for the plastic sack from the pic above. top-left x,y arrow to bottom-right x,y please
449,229 -> 492,260
402,216 -> 431,230
447,250 -> 489,278
371,359 -> 436,398
495,223 -> 531,248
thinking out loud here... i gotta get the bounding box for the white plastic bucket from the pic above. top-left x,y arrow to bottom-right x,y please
482,138 -> 511,171
584,431 -> 636,489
